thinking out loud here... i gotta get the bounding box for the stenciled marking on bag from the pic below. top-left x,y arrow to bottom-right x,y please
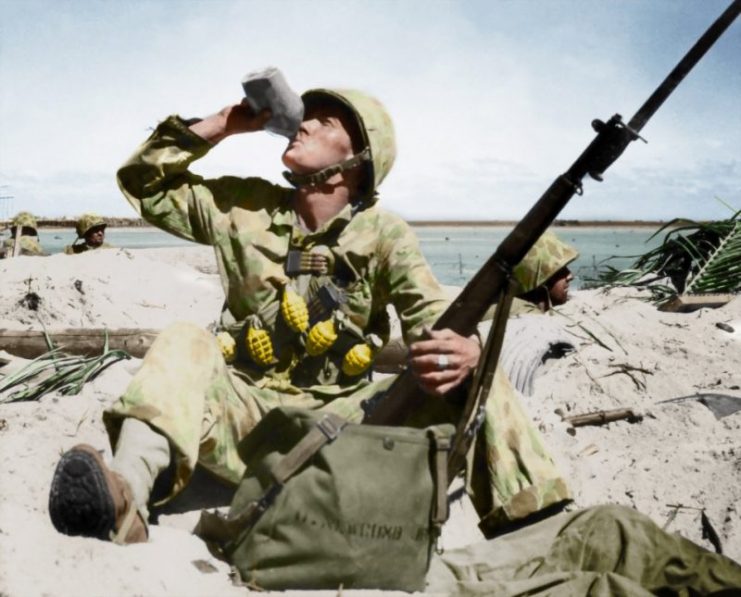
293,511 -> 428,542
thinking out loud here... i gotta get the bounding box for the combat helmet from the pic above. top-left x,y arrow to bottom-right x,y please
512,230 -> 579,294
76,213 -> 107,238
11,211 -> 39,231
284,89 -> 396,198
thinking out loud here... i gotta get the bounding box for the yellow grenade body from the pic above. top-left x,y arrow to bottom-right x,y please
306,318 -> 338,356
281,287 -> 309,333
215,331 -> 236,363
246,318 -> 274,366
342,343 -> 374,376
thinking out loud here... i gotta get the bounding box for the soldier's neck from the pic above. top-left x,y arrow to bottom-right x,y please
294,176 -> 356,232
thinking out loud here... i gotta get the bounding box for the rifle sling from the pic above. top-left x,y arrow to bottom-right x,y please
447,285 -> 514,480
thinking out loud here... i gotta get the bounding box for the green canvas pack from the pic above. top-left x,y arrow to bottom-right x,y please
195,406 -> 453,592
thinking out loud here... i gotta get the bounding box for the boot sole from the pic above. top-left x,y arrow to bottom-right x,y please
48,448 -> 116,540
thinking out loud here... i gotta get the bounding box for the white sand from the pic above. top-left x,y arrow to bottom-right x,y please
0,247 -> 739,596
0,248 -> 223,331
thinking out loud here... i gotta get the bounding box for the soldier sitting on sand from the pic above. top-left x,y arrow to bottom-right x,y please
64,213 -> 113,254
48,86 -> 571,545
45,84 -> 741,593
0,211 -> 47,258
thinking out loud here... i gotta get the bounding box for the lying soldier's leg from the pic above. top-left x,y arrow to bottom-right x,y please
468,365 -> 571,536
427,504 -> 741,595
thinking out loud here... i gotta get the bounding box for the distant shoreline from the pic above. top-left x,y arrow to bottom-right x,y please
406,220 -> 670,228
23,217 -> 673,229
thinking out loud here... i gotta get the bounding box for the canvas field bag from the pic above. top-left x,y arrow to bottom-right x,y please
195,406 -> 453,592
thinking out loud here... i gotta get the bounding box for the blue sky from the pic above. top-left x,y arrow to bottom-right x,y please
0,0 -> 739,221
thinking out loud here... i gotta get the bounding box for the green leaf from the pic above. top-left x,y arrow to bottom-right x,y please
0,335 -> 132,403
590,210 -> 741,303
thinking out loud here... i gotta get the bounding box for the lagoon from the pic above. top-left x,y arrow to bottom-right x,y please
36,225 -> 663,289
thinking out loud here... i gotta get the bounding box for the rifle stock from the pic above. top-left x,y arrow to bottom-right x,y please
363,0 -> 741,427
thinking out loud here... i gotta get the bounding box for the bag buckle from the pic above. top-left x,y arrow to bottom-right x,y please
255,483 -> 283,514
316,414 -> 344,442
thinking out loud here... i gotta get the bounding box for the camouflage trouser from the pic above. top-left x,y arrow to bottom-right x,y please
427,504 -> 741,595
467,369 -> 570,532
104,322 -> 569,525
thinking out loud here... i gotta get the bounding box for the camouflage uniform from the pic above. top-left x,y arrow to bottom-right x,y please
105,92 -> 570,526
510,230 -> 579,316
63,213 -> 113,254
1,211 -> 46,258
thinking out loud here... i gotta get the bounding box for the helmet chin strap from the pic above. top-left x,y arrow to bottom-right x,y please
283,147 -> 371,188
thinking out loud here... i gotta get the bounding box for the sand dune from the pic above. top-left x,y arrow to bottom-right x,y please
1,247 -> 739,596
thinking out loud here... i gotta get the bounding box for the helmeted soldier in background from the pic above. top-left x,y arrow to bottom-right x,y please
496,231 -> 580,397
64,213 -> 113,254
0,211 -> 46,258
511,230 -> 579,315
48,87 -> 569,544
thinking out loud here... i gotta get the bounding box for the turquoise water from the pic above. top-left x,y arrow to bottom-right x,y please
415,226 -> 663,288
36,226 -> 662,289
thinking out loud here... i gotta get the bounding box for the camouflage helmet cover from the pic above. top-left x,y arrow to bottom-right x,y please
300,88 -> 396,195
11,211 -> 38,230
512,230 -> 579,294
76,213 -> 107,237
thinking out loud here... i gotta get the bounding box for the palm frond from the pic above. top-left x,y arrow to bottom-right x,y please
685,219 -> 741,294
590,210 -> 741,303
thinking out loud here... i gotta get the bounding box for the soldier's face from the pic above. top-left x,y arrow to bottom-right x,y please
85,226 -> 105,247
282,104 -> 355,175
547,267 -> 573,306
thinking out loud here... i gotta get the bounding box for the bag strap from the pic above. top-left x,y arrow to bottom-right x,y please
195,412 -> 348,546
270,413 -> 347,484
244,412 -> 349,523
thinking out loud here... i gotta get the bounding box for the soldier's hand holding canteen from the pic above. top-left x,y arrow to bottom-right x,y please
219,100 -> 272,135
189,101 -> 271,144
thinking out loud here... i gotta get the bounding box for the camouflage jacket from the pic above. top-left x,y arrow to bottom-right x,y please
117,116 -> 447,388
1,236 -> 46,258
63,242 -> 114,255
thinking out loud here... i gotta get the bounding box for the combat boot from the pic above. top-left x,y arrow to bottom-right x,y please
49,444 -> 148,544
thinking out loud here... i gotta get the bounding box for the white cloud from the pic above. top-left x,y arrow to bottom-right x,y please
1,0 -> 739,220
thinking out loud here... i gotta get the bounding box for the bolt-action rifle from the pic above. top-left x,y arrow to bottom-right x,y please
363,1 -> 741,474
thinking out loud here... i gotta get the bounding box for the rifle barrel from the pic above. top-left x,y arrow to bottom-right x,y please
363,2 -> 741,427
